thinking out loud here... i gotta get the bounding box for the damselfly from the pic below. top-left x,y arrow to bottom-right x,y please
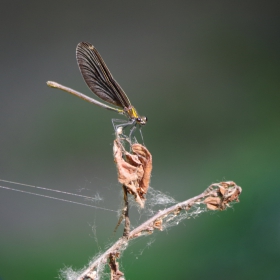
47,42 -> 147,137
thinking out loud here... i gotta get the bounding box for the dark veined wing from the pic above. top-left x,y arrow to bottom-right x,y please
76,42 -> 131,108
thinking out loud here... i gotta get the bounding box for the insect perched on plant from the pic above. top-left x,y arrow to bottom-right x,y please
47,42 -> 147,138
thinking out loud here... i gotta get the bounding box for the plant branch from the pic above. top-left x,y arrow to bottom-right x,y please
77,181 -> 242,280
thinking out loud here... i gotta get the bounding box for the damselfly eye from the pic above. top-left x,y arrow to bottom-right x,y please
136,116 -> 147,125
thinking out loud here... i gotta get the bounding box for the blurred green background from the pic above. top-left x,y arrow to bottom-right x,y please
0,1 -> 279,279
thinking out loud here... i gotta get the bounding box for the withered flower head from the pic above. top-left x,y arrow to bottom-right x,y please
113,139 -> 152,208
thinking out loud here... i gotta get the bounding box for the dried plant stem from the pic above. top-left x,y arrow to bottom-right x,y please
122,185 -> 130,237
77,181 -> 242,280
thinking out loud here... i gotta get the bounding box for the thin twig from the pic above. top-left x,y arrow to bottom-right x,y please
77,181 -> 242,280
122,185 -> 130,237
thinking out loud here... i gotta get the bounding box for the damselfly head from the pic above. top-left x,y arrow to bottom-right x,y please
136,116 -> 148,125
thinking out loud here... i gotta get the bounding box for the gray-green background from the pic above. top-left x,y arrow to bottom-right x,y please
0,1 -> 279,279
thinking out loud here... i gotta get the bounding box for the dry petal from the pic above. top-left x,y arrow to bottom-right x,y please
204,196 -> 221,210
113,140 -> 152,208
154,219 -> 163,231
204,181 -> 242,211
